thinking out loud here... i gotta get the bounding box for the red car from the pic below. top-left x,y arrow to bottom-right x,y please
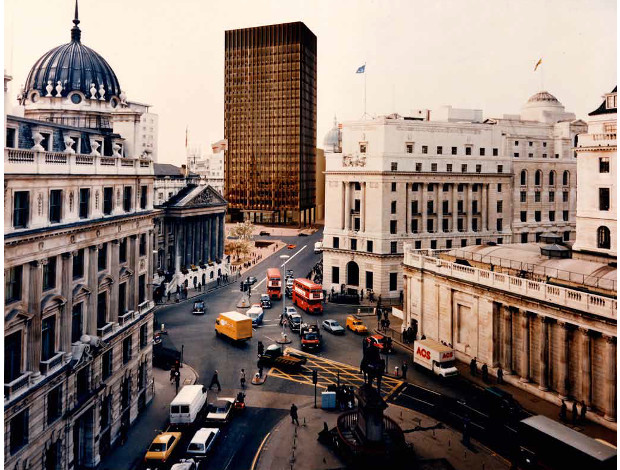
364,334 -> 393,353
287,244 -> 297,250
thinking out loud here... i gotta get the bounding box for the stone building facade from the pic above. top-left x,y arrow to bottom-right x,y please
573,87 -> 617,260
402,244 -> 616,424
4,7 -> 157,469
323,92 -> 585,298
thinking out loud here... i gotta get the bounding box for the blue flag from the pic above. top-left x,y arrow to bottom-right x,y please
356,64 -> 365,74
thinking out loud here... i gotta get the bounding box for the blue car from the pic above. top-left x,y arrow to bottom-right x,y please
247,305 -> 264,326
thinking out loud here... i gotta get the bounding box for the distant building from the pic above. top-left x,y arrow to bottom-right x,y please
187,145 -> 225,195
322,92 -> 585,298
129,101 -> 159,161
316,148 -> 326,222
224,22 -> 317,225
573,87 -> 617,261
4,7 -> 156,468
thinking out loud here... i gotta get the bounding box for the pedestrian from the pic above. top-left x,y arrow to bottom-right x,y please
560,400 -> 567,422
481,363 -> 489,382
470,357 -> 477,376
174,370 -> 181,393
258,365 -> 264,378
383,310 -> 388,321
120,421 -> 128,445
167,290 -> 171,302
258,341 -> 265,356
290,403 -> 300,425
209,370 -> 222,392
170,368 -> 175,383
572,401 -> 578,425
401,362 -> 408,380
240,369 -> 246,388
421,334 -> 426,340
385,318 -> 391,330
497,366 -> 504,384
580,400 -> 587,424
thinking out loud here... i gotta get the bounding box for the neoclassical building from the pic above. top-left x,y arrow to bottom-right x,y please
323,93 -> 585,298
573,87 -> 617,261
402,242 -> 616,425
4,7 -> 156,469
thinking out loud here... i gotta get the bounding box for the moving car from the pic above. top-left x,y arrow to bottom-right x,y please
285,306 -> 298,317
171,459 -> 197,470
346,315 -> 368,334
186,428 -> 220,460
206,398 -> 235,424
246,304 -> 264,326
247,276 -> 258,285
364,334 -> 393,353
287,312 -> 302,334
258,344 -> 308,372
144,432 -> 182,467
300,323 -> 322,351
259,231 -> 270,236
314,241 -> 323,253
170,385 -> 207,425
192,300 -> 206,315
322,319 -> 345,335
260,293 -> 272,309
287,244 -> 297,249
215,311 -> 253,342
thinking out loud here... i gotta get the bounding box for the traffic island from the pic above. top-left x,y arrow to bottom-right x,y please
237,295 -> 251,308
276,332 -> 292,344
251,372 -> 267,385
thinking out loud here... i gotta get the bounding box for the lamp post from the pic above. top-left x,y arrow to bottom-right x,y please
280,254 -> 290,338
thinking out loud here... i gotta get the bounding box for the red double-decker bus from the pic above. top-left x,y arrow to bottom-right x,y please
292,278 -> 323,314
266,268 -> 282,300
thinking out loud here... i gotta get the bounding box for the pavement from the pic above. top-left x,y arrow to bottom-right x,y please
254,401 -> 511,470
99,363 -> 199,470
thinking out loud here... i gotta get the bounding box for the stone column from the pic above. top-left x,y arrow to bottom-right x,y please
421,183 -> 428,234
174,221 -> 182,274
87,246 -> 99,336
147,230 -> 154,301
557,321 -> 570,399
362,182 -> 367,233
438,186 -> 444,233
109,240 -> 120,323
210,216 -> 217,261
61,253 -> 74,357
341,182 -> 346,230
213,216 -> 220,260
482,183 -> 488,232
206,217 -> 212,261
502,305 -> 513,373
451,184 -> 458,232
519,310 -> 530,382
28,260 -> 44,377
466,184 -> 473,232
344,182 -> 351,231
404,183 -> 408,234
129,235 -> 138,312
202,219 -> 209,263
580,328 -> 592,408
604,335 -> 617,421
538,316 -> 549,391
219,214 -> 225,259
183,222 -> 189,267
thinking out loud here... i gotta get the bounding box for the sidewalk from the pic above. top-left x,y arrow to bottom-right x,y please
99,364 -> 198,470
378,312 -> 617,444
254,402 -> 510,470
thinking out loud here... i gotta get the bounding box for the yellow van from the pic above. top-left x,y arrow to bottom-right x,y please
215,311 -> 253,342
346,315 -> 368,334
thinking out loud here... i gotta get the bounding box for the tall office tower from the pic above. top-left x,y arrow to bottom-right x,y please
224,22 -> 317,226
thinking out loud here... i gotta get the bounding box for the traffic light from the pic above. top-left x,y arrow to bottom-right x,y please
312,369 -> 318,385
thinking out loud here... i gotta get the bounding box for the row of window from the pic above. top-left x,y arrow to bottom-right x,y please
520,211 -> 569,222
392,199 -> 504,215
519,170 -> 571,186
12,186 -> 149,229
390,143 -> 502,157
389,162 -> 504,173
331,266 -> 398,292
519,190 -> 570,203
5,237 -> 148,304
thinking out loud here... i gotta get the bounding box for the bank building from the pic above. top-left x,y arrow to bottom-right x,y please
4,5 -> 158,468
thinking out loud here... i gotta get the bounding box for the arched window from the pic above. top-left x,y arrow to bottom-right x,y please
574,135 -> 579,147
597,226 -> 611,249
346,261 -> 359,286
520,170 -> 527,186
549,171 -> 555,186
563,170 -> 570,186
535,170 -> 542,186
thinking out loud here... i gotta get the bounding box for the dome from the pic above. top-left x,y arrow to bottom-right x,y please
23,3 -> 121,103
526,91 -> 561,104
323,116 -> 341,152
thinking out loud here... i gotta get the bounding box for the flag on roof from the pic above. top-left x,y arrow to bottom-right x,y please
534,58 -> 542,71
356,64 -> 366,74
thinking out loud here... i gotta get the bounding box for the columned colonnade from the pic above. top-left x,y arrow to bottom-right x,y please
166,214 -> 226,273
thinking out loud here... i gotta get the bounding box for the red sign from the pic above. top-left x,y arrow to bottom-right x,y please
416,346 -> 431,360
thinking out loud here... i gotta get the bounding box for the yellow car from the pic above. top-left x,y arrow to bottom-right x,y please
144,432 -> 182,466
346,315 -> 368,334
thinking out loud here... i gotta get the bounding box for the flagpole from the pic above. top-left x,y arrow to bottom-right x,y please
363,62 -> 367,119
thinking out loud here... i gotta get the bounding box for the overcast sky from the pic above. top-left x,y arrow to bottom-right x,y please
4,0 -> 617,165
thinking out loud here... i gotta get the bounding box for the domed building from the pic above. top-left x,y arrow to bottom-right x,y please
323,116 -> 342,153
520,90 -> 576,123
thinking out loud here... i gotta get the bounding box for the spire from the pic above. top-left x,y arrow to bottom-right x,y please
71,0 -> 81,42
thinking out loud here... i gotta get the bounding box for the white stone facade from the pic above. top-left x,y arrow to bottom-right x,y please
187,146 -> 225,195
573,88 -> 617,259
323,93 -> 585,298
129,101 -> 159,162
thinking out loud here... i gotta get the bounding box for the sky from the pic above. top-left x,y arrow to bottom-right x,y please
4,0 -> 617,165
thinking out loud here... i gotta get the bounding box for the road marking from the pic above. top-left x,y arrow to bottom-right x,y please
251,432 -> 271,470
280,245 -> 307,266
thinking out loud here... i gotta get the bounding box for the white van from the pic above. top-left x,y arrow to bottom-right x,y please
412,339 -> 459,378
314,241 -> 323,253
170,385 -> 207,425
186,427 -> 220,459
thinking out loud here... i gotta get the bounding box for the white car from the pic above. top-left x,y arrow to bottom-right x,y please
285,306 -> 297,316
170,459 -> 197,470
206,398 -> 235,423
322,319 -> 345,335
186,428 -> 220,459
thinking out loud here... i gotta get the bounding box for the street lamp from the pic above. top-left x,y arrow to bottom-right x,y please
280,254 -> 291,338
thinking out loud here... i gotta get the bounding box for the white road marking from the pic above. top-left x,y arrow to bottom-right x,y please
281,244 -> 307,267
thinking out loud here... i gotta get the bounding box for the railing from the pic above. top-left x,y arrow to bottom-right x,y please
404,249 -> 617,320
336,411 -> 405,453
120,158 -> 135,167
6,148 -> 35,162
4,372 -> 32,401
76,154 -> 95,165
118,310 -> 136,327
97,322 -> 114,338
139,300 -> 153,315
40,351 -> 65,375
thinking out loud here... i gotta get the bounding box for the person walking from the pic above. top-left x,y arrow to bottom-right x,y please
170,368 -> 175,383
470,357 -> 477,376
258,341 -> 265,357
290,403 -> 300,425
497,366 -> 504,384
240,369 -> 246,389
401,362 -> 408,380
580,400 -> 587,424
481,363 -> 489,382
560,400 -> 567,422
209,370 -> 222,392
571,401 -> 578,425
174,370 -> 181,393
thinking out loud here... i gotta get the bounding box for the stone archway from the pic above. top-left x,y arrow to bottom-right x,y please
346,261 -> 359,286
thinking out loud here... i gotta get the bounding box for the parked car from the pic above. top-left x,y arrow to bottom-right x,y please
206,398 -> 235,423
144,432 -> 182,467
247,276 -> 258,285
171,459 -> 198,470
298,232 -> 309,237
259,231 -> 270,236
322,319 -> 345,335
260,293 -> 272,309
186,428 -> 220,460
192,300 -> 206,315
346,315 -> 368,334
247,304 -> 264,326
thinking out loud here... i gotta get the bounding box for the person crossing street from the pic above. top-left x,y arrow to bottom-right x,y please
240,369 -> 246,389
209,370 -> 222,392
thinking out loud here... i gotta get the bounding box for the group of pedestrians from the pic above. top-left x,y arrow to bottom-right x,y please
560,399 -> 588,425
